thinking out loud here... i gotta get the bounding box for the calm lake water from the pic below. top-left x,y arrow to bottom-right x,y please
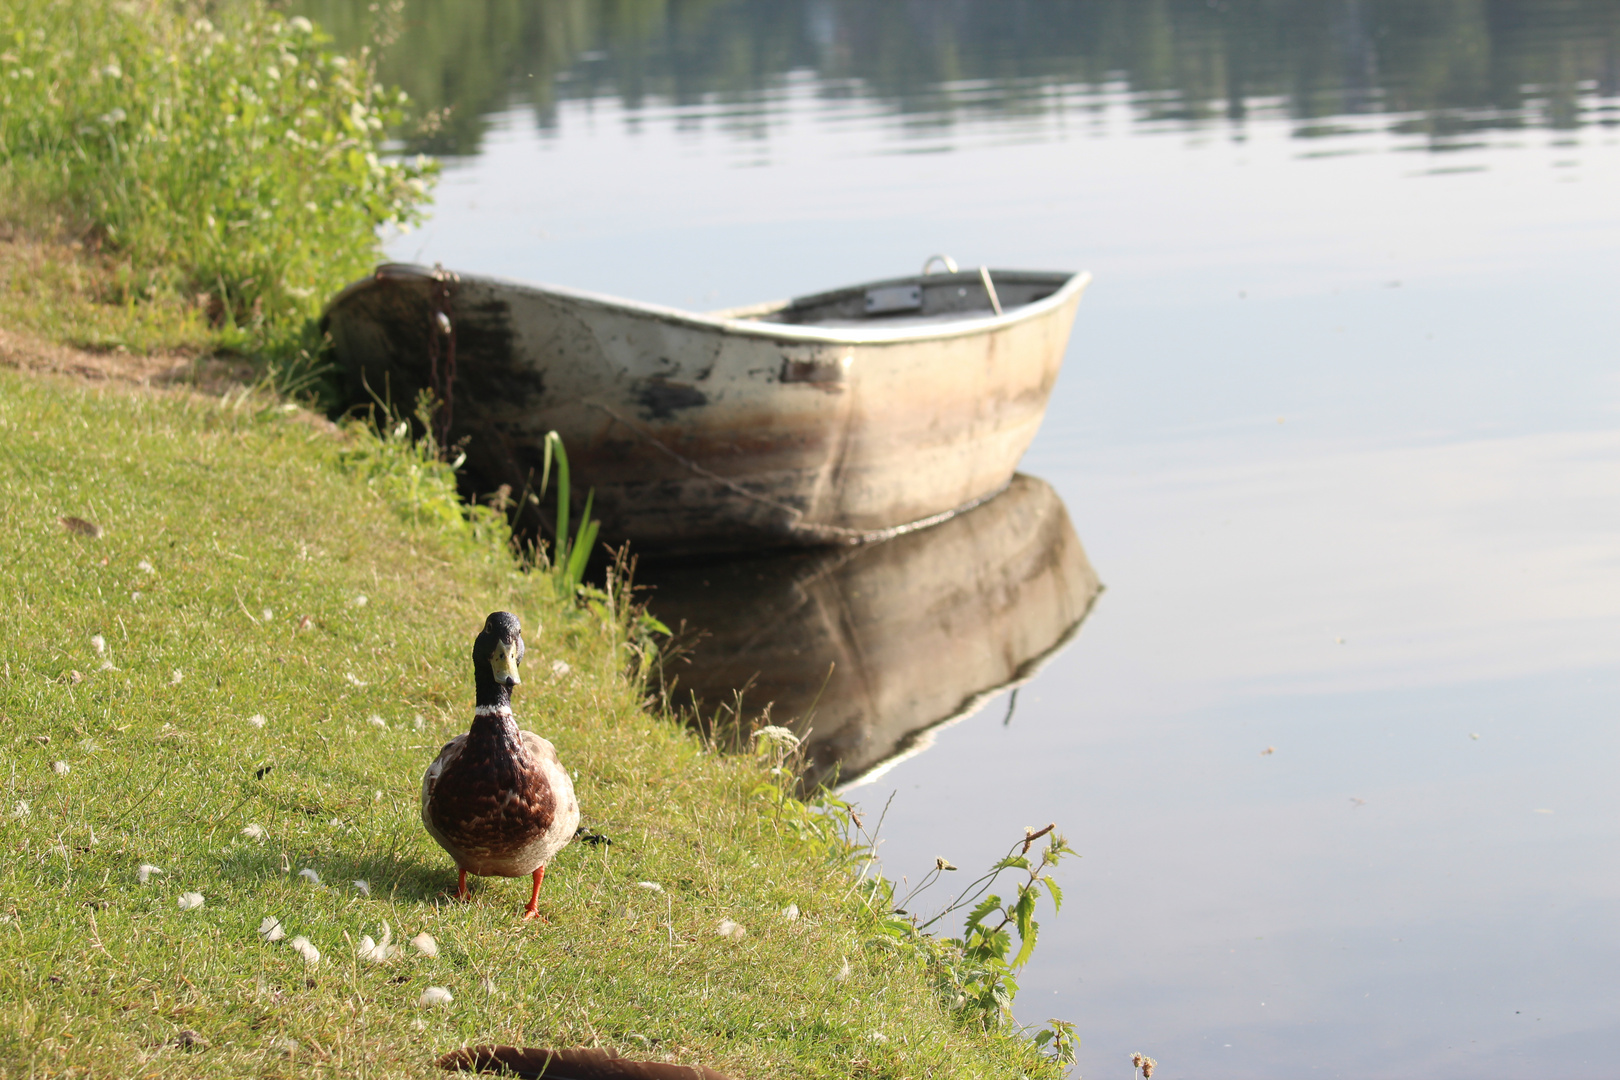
306,2 -> 1620,1075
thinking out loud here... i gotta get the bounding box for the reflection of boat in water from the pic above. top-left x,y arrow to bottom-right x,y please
322,263 -> 1090,553
641,474 -> 1100,789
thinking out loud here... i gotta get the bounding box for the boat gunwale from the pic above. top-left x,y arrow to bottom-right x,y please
330,264 -> 1092,347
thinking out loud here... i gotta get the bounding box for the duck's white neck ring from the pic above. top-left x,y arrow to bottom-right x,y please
474,704 -> 513,719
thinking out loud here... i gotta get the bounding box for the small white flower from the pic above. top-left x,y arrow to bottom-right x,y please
52,760 -> 69,776
137,863 -> 162,884
753,725 -> 801,751
289,935 -> 320,966
90,634 -> 106,655
410,932 -> 438,957
258,916 -> 286,942
419,986 -> 453,1006
170,669 -> 183,685
241,823 -> 265,840
353,880 -> 371,896
368,714 -> 387,729
635,881 -> 663,893
12,801 -> 29,820
177,892 -> 205,911
298,868 -> 321,886
551,659 -> 571,677
782,903 -> 800,921
261,608 -> 274,622
356,921 -> 392,961
246,714 -> 267,729
717,919 -> 746,940
137,559 -> 154,574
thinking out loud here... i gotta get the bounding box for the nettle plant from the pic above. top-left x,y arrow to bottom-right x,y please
753,753 -> 1081,1072
0,0 -> 434,349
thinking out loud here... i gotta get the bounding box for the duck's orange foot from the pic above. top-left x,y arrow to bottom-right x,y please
454,867 -> 471,902
520,865 -> 548,922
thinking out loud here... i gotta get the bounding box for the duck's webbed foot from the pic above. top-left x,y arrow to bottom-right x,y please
521,865 -> 547,921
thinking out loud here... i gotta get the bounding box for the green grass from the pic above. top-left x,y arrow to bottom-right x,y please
0,369 -> 1064,1079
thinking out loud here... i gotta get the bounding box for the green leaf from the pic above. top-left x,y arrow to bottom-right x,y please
1043,875 -> 1063,913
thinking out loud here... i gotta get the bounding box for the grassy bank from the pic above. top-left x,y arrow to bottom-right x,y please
0,369 -> 1067,1078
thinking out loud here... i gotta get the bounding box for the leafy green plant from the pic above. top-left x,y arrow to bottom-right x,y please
0,0 -> 435,358
539,429 -> 601,596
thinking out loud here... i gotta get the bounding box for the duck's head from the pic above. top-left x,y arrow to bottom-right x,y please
473,611 -> 525,691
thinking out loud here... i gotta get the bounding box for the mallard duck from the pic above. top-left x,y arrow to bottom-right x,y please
420,612 -> 579,919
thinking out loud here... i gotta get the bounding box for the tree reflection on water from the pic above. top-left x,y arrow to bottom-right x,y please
288,0 -> 1620,156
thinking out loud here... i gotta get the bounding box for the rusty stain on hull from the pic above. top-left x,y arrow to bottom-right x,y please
322,263 -> 1090,553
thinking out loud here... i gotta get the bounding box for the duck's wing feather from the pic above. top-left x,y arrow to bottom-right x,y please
420,734 -> 467,854
520,730 -> 581,860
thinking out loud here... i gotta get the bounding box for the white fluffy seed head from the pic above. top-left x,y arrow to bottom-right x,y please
717,919 -> 746,940
246,714 -> 266,729
241,823 -> 265,840
782,903 -> 800,921
298,868 -> 321,886
353,879 -> 371,896
258,916 -> 286,942
635,881 -> 663,893
289,936 -> 320,966
90,634 -> 106,655
551,659 -> 571,677
410,932 -> 438,957
170,669 -> 183,685
52,760 -> 69,776
353,594 -> 368,607
137,863 -> 162,884
137,559 -> 154,574
419,986 -> 452,1006
177,892 -> 204,911
261,608 -> 273,622
367,714 -> 387,729
11,801 -> 29,820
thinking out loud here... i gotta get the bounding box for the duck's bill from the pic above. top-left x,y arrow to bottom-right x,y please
491,642 -> 521,686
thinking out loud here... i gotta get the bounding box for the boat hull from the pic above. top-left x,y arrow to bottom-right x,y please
323,264 -> 1089,552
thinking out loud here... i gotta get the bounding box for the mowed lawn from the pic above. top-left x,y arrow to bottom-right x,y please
0,370 -> 1051,1079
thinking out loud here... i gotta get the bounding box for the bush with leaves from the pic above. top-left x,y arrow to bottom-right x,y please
0,0 -> 434,355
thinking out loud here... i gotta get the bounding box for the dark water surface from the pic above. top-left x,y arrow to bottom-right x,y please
304,2 -> 1620,1075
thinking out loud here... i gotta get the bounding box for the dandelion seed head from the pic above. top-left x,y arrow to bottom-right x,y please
52,760 -> 69,776
410,932 -> 438,957
90,634 -> 106,655
298,868 -> 321,885
137,863 -> 162,883
716,919 -> 746,940
258,916 -> 286,942
241,823 -> 265,840
419,986 -> 453,1006
177,891 -> 205,911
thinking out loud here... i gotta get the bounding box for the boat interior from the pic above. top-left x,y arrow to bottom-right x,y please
712,269 -> 1074,328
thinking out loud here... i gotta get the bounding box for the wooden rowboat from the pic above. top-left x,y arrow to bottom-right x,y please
322,261 -> 1091,553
